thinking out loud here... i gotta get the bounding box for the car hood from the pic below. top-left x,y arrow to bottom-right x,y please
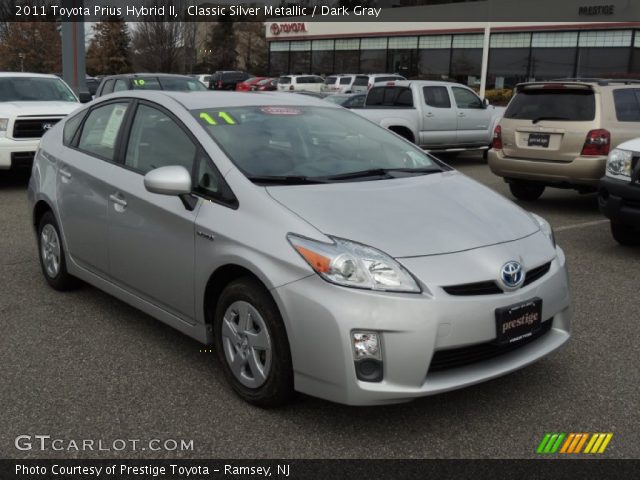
0,101 -> 79,116
266,171 -> 539,258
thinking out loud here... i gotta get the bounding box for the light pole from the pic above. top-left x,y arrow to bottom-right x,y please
18,53 -> 24,72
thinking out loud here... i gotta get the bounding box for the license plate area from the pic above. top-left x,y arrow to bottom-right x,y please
528,133 -> 550,147
495,298 -> 542,345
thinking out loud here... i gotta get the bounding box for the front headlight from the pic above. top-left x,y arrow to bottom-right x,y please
530,213 -> 556,248
0,118 -> 8,133
287,234 -> 421,293
606,148 -> 633,177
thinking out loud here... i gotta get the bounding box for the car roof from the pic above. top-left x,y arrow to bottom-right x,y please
100,73 -> 197,80
101,90 -> 342,110
0,72 -> 59,78
372,80 -> 463,88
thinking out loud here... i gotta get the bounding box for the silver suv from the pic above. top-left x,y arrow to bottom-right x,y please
29,90 -> 570,406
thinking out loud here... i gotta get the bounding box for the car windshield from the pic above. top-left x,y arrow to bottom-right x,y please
192,105 -> 442,183
0,77 -> 77,102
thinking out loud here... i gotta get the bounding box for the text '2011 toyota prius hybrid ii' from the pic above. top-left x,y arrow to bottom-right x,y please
28,91 -> 571,406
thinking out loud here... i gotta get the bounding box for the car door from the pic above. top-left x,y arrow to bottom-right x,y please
451,86 -> 491,145
419,86 -> 457,147
56,101 -> 131,277
106,102 -> 198,320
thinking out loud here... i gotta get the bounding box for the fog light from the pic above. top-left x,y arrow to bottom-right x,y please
355,359 -> 383,382
352,331 -> 381,360
352,331 -> 383,382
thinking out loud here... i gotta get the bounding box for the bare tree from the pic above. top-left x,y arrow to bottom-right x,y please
130,21 -> 185,73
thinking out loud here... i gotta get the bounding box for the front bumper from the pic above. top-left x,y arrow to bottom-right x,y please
488,149 -> 606,187
0,137 -> 40,170
273,233 -> 571,405
598,176 -> 640,226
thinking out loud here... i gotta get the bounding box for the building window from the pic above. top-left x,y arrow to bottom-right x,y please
388,36 -> 418,77
334,38 -> 360,73
631,31 -> 640,76
417,35 -> 452,80
311,40 -> 334,75
289,41 -> 311,74
577,30 -> 632,78
269,41 -> 289,76
451,34 -> 484,86
530,32 -> 578,81
488,33 -> 531,89
360,38 -> 388,73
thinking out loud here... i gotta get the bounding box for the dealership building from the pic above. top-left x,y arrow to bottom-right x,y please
265,0 -> 640,94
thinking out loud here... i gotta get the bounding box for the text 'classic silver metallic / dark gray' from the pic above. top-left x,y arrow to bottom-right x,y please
28,90 -> 570,406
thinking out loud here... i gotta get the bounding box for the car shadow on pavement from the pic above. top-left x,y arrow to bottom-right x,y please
0,170 -> 31,189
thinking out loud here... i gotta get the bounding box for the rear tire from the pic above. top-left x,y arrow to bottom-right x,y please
610,220 -> 640,246
214,277 -> 294,407
37,211 -> 79,291
509,181 -> 545,201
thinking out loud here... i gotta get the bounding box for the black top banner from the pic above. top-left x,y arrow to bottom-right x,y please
1,0 -> 640,22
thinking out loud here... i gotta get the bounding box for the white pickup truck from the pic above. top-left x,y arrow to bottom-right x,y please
0,73 -> 80,171
354,80 -> 505,154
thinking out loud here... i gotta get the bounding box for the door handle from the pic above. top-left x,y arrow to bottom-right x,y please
458,112 -> 466,117
109,193 -> 128,208
59,168 -> 71,180
425,112 -> 434,118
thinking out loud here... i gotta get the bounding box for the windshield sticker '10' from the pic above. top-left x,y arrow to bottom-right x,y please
133,79 -> 145,86
259,107 -> 302,116
199,111 -> 237,125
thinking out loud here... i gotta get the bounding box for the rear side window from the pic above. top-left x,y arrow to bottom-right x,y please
78,102 -> 129,161
423,86 -> 451,108
353,76 -> 368,86
613,89 -> 640,122
365,87 -> 414,108
325,76 -> 337,85
63,111 -> 85,146
113,79 -> 128,92
505,88 -> 596,121
101,79 -> 115,95
279,76 -> 291,84
339,77 -> 351,85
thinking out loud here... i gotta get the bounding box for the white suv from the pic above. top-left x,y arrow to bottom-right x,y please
350,74 -> 407,93
323,74 -> 368,94
277,75 -> 325,93
0,73 -> 79,171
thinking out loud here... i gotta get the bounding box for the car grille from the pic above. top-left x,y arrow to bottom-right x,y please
12,118 -> 62,139
428,318 -> 553,373
442,262 -> 552,296
10,151 -> 35,168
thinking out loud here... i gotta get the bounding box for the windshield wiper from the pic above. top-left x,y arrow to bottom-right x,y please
247,175 -> 328,185
320,167 -> 441,181
531,116 -> 570,124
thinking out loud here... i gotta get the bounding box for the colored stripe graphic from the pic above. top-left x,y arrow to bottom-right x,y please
538,433 -> 613,454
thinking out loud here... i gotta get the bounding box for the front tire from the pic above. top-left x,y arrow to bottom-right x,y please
610,220 -> 640,246
37,211 -> 79,290
214,277 -> 293,407
509,181 -> 545,201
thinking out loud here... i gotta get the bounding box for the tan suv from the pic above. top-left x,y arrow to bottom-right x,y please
488,80 -> 640,201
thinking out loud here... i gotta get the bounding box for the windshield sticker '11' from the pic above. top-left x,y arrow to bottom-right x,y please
199,112 -> 237,125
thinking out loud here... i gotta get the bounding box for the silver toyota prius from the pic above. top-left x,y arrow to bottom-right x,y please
28,90 -> 571,406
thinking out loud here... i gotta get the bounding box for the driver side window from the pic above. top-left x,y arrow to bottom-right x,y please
452,87 -> 483,109
124,104 -> 196,175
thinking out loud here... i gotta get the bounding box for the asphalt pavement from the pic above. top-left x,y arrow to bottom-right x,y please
1,155 -> 638,459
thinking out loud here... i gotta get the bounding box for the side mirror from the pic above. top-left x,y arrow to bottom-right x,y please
482,97 -> 490,108
78,91 -> 93,103
144,165 -> 192,196
144,166 -> 197,210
